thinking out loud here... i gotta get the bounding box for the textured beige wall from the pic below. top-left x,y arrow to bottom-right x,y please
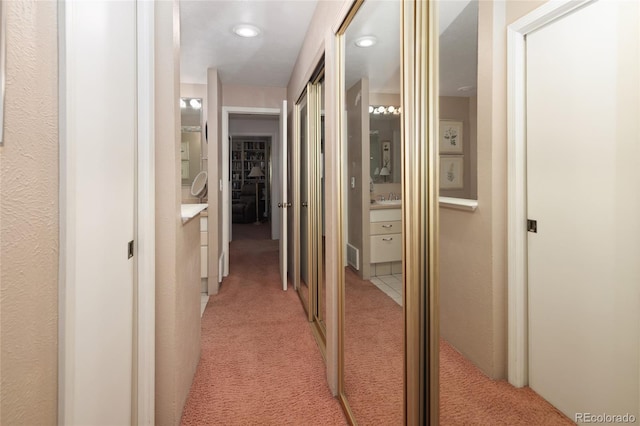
0,2 -> 58,424
175,217 -> 201,418
155,1 -> 201,424
439,0 -> 547,379
222,85 -> 286,109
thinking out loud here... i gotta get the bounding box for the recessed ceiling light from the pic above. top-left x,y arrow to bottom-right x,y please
233,24 -> 261,38
457,85 -> 475,92
355,36 -> 377,48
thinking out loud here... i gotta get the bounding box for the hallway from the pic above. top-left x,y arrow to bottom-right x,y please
182,235 -> 573,425
180,238 -> 347,425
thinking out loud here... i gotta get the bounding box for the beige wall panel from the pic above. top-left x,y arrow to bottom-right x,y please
0,2 -> 59,424
223,85 -> 286,109
155,2 -> 201,424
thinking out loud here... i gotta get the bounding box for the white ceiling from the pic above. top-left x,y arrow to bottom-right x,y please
180,0 -> 477,96
344,0 -> 478,97
180,0 -> 318,86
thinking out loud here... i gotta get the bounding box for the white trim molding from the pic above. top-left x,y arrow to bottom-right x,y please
506,0 -> 594,388
438,197 -> 478,212
136,3 -> 155,423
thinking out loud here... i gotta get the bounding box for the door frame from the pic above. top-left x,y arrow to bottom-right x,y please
507,0 -> 597,388
58,0 -> 155,423
221,106 -> 281,277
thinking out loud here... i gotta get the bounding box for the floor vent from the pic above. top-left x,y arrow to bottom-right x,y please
347,243 -> 359,270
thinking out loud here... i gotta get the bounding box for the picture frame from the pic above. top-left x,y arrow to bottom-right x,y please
440,156 -> 464,190
439,120 -> 463,154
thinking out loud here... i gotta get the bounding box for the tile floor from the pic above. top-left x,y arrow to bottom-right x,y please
201,293 -> 209,317
369,274 -> 403,306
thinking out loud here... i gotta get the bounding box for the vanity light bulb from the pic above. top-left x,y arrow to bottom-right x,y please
369,106 -> 374,113
189,99 -> 201,109
180,99 -> 187,109
387,106 -> 395,113
377,106 -> 386,114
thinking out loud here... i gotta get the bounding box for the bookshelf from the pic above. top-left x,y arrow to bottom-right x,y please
231,136 -> 270,219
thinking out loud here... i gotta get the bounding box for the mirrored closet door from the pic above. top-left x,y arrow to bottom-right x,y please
336,0 -> 438,424
338,0 -> 404,423
294,64 -> 327,347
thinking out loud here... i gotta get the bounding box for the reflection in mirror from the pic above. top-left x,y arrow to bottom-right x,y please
316,78 -> 326,331
341,0 -> 403,423
370,108 -> 400,184
439,1 -> 478,200
297,92 -> 310,315
180,97 -> 205,187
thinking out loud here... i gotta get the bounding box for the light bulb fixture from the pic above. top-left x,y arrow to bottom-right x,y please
369,105 -> 401,115
354,36 -> 377,48
180,99 -> 186,109
233,24 -> 261,38
457,85 -> 475,92
189,99 -> 201,109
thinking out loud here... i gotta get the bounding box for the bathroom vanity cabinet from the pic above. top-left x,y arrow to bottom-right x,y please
369,207 -> 401,264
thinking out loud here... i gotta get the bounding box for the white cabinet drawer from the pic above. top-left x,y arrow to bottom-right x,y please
370,208 -> 401,222
200,246 -> 208,278
370,220 -> 401,235
370,233 -> 401,263
200,216 -> 207,232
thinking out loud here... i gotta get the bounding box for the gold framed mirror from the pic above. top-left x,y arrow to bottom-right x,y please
336,0 -> 438,424
293,63 -> 328,351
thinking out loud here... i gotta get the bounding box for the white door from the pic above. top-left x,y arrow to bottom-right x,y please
526,0 -> 639,421
60,1 -> 136,424
280,100 -> 288,290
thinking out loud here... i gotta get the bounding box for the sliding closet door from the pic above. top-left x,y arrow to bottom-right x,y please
60,1 -> 136,424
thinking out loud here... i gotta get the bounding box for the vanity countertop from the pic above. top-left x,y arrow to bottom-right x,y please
370,201 -> 402,210
181,203 -> 208,224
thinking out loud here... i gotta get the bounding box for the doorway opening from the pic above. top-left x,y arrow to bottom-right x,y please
222,107 -> 283,280
231,133 -> 272,239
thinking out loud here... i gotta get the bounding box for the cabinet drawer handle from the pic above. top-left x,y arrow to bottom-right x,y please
382,224 -> 393,228
382,237 -> 393,241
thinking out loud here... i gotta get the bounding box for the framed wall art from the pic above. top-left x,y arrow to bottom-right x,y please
439,120 -> 463,154
440,156 -> 464,190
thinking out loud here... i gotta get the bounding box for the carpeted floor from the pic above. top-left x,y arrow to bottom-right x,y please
180,239 -> 347,426
181,239 -> 573,425
344,267 -> 403,425
232,221 -> 272,240
344,269 -> 573,425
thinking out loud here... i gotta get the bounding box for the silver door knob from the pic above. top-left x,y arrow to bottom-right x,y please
302,202 -> 308,207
